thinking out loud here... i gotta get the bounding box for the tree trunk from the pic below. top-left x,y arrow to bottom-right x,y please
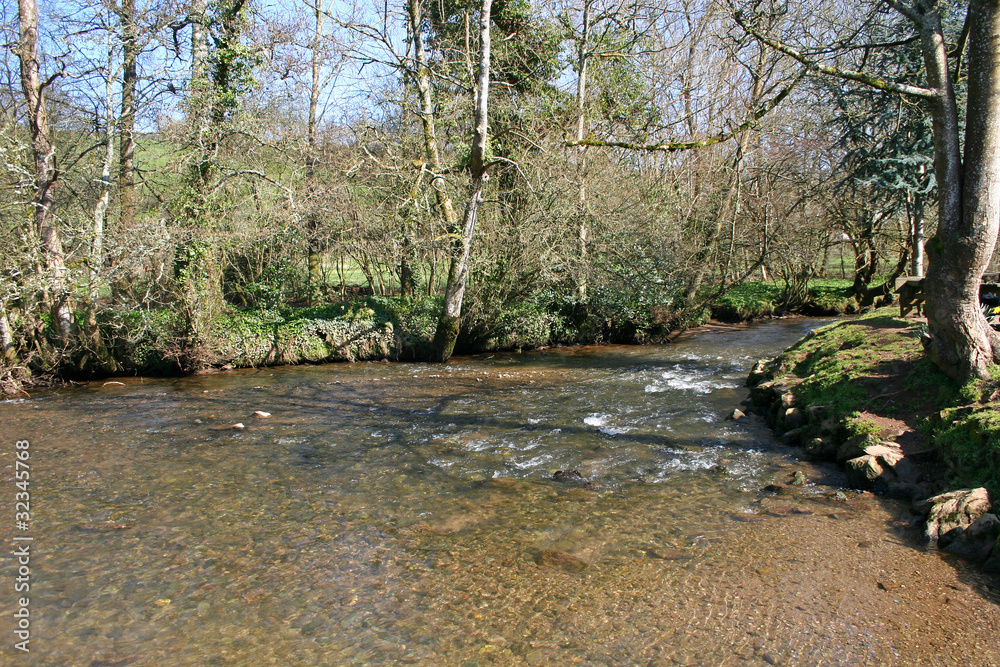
0,303 -> 16,365
81,33 -> 117,372
911,193 -> 925,277
94,33 -> 114,299
118,0 -> 138,231
574,0 -> 591,303
409,0 -> 459,230
920,1 -> 1000,382
17,0 -> 73,342
176,0 -> 224,359
305,0 -> 331,305
430,0 -> 492,362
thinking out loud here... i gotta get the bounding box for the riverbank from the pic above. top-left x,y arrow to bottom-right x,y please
1,279 -> 859,394
743,308 -> 1000,569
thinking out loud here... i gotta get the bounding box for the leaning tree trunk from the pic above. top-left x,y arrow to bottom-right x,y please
17,0 -> 73,342
920,1 -> 1000,383
429,0 -> 492,362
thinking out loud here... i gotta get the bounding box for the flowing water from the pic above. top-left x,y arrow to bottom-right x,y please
2,319 -> 1000,666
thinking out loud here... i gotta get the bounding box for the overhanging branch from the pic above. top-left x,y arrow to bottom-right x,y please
565,69 -> 805,153
732,9 -> 937,100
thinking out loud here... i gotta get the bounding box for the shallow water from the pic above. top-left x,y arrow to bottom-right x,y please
2,319 -> 999,666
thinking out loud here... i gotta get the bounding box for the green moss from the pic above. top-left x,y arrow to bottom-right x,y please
844,413 -> 882,439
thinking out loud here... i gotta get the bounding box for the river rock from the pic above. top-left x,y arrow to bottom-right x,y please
780,427 -> 806,446
984,538 -> 1000,572
819,418 -> 840,438
253,411 -> 271,418
726,408 -> 746,421
844,444 -> 905,490
646,547 -> 691,561
807,404 -> 829,419
553,469 -> 584,482
804,437 -> 837,460
836,434 -> 881,463
783,407 -> 806,430
780,391 -> 796,409
747,359 -> 772,387
790,471 -> 807,486
534,549 -> 587,572
922,487 -> 993,542
941,513 -> 1000,560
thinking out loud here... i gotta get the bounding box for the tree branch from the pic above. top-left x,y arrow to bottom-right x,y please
952,5 -> 972,82
565,70 -> 805,153
732,9 -> 937,99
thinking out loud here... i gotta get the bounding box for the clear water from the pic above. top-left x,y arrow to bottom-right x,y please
2,319 -> 999,666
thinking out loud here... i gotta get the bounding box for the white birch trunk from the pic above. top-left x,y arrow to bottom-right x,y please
430,0 -> 492,362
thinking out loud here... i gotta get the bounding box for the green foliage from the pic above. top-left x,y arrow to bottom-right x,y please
715,282 -> 783,316
807,279 -> 857,312
931,408 -> 1000,496
592,52 -> 660,133
99,309 -> 186,374
427,0 -> 562,96
463,296 -> 566,352
231,265 -> 296,315
712,279 -> 854,321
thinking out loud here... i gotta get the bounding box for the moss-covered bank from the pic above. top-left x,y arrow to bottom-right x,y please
745,309 -> 1000,496
710,278 -> 857,322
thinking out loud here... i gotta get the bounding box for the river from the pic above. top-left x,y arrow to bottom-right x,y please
1,318 -> 999,666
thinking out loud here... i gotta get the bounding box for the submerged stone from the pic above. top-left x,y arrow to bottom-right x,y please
726,408 -> 746,421
534,550 -> 587,572
942,513 -> 1000,561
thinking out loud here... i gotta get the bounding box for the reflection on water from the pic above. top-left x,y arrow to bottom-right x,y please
2,319 -> 999,666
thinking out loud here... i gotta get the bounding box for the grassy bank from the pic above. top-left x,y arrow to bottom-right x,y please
710,278 -> 856,321
746,308 -> 1000,497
